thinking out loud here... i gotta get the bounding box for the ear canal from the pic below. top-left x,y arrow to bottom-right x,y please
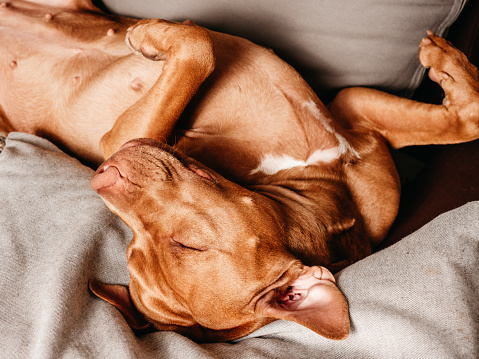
258,266 -> 350,340
89,279 -> 153,331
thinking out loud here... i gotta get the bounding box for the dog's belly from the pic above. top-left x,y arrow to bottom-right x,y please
0,1 -> 164,162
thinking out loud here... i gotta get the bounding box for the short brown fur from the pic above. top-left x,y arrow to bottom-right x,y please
2,0 -> 478,342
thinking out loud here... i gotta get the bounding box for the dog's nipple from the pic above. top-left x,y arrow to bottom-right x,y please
107,29 -> 115,37
0,2 -> 8,8
9,61 -> 17,70
72,76 -> 80,85
131,78 -> 142,91
44,12 -> 53,21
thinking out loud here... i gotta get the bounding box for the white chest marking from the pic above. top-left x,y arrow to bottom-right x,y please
251,147 -> 340,175
251,99 -> 360,176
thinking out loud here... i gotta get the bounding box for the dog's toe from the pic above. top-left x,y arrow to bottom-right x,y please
418,31 -> 477,86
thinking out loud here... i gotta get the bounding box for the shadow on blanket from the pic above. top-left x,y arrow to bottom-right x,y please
0,133 -> 5,153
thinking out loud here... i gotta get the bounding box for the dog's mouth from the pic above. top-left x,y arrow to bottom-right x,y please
122,138 -> 215,182
121,138 -> 216,183
91,139 -> 215,193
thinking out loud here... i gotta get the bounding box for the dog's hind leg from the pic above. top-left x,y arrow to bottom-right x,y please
329,33 -> 479,149
99,19 -> 215,159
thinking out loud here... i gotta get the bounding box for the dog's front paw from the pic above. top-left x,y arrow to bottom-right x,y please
418,31 -> 479,105
125,18 -> 214,69
125,19 -> 169,61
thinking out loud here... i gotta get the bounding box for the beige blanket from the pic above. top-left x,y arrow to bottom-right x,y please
0,132 -> 477,358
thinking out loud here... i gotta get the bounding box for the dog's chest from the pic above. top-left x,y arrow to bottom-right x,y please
171,93 -> 355,184
165,37 -> 358,183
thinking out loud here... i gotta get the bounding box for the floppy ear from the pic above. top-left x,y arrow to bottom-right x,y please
257,266 -> 350,340
89,279 -> 154,332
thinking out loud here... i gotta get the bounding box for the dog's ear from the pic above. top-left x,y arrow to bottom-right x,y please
89,279 -> 153,331
256,266 -> 350,340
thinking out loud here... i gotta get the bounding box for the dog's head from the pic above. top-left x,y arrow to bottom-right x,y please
90,139 -> 349,342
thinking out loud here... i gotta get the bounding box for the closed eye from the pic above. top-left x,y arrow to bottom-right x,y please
170,238 -> 206,252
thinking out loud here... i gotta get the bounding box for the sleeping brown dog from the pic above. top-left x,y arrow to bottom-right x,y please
1,0 -> 478,342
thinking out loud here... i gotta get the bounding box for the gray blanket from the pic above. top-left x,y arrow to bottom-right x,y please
1,132 -> 478,358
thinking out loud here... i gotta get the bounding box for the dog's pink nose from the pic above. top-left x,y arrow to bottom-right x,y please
90,165 -> 121,192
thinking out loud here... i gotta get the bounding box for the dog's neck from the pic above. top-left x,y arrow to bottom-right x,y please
251,163 -> 370,270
